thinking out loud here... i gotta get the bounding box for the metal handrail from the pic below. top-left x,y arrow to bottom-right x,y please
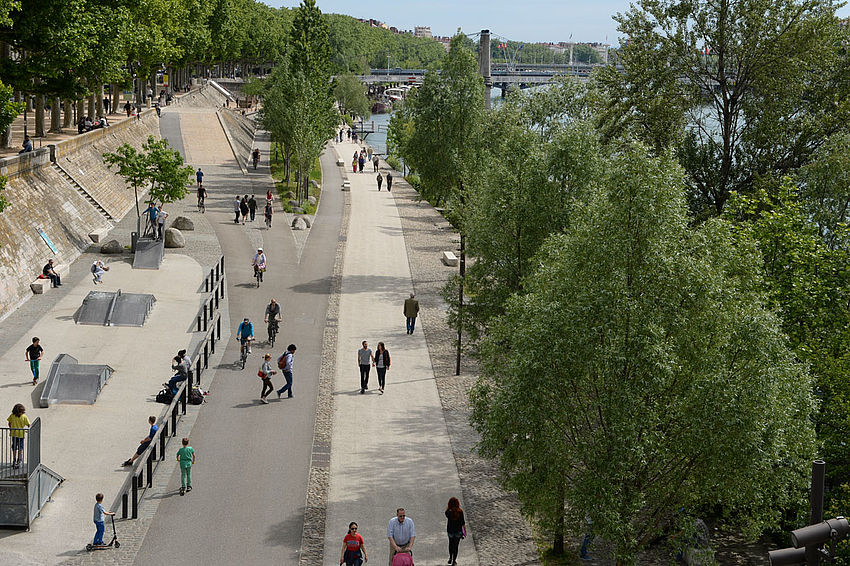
196,255 -> 225,333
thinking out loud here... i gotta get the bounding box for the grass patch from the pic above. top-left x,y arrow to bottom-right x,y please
269,142 -> 322,214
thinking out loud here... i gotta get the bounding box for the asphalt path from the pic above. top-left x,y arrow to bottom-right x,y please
134,110 -> 342,564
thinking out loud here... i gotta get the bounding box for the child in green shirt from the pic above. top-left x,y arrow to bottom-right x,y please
176,437 -> 195,496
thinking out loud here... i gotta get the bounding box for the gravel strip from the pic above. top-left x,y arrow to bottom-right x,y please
389,175 -> 540,566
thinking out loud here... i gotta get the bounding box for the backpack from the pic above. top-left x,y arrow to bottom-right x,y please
277,353 -> 288,370
155,388 -> 174,404
189,387 -> 204,405
91,263 -> 98,274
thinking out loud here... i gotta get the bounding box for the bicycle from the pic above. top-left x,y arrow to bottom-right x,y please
252,156 -> 259,170
265,212 -> 272,229
254,266 -> 264,287
197,195 -> 205,213
239,337 -> 253,369
267,319 -> 279,347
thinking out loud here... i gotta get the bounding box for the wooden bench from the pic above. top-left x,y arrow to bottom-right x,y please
441,251 -> 459,267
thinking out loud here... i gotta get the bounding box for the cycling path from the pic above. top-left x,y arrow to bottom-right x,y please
132,106 -> 343,564
321,142 -> 480,565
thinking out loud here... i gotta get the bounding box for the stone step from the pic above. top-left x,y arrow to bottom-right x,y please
52,163 -> 115,223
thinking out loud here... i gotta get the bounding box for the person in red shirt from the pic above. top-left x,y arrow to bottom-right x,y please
340,521 -> 367,565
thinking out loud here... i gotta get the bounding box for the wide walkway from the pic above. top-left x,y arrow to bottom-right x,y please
322,143 -> 479,565
133,105 -> 342,564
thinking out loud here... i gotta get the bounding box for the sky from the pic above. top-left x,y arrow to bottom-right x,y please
266,0 -> 850,47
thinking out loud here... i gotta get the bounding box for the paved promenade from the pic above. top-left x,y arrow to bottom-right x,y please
322,142 -> 479,566
0,253 -> 204,564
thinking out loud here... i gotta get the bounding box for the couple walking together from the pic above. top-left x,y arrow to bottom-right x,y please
258,344 -> 296,403
357,340 -> 390,394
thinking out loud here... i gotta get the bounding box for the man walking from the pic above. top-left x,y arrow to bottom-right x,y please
373,154 -> 379,172
403,293 -> 419,334
26,337 -> 43,385
276,344 -> 297,399
156,206 -> 167,241
248,195 -> 257,222
358,341 -> 373,394
386,172 -> 393,192
387,508 -> 416,565
377,173 -> 383,191
234,195 -> 242,224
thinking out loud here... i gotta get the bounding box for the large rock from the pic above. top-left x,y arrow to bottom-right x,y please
100,240 -> 123,254
171,216 -> 195,230
298,215 -> 312,228
288,199 -> 300,208
164,228 -> 185,248
309,179 -> 320,189
307,196 -> 317,206
291,206 -> 305,214
284,191 -> 296,200
291,216 -> 308,230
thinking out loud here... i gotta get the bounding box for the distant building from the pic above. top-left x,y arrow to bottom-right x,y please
434,36 -> 452,52
414,26 -> 433,39
588,42 -> 610,64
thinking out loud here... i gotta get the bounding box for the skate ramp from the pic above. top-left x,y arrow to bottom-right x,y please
39,353 -> 114,407
75,289 -> 156,326
133,235 -> 164,269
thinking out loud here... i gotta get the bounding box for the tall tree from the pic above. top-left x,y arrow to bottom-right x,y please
334,73 -> 370,121
595,0 -> 850,218
393,34 -> 485,374
472,141 -> 817,563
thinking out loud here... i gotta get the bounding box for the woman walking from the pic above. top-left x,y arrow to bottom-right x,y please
239,196 -> 249,225
259,354 -> 276,404
445,497 -> 466,565
373,342 -> 390,394
339,521 -> 367,565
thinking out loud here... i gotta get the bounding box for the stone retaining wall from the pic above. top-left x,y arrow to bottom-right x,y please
218,108 -> 256,166
0,109 -> 162,321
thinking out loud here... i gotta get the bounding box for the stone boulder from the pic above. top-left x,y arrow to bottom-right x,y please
284,191 -> 296,200
291,216 -> 308,230
288,199 -> 300,208
298,215 -> 312,228
100,240 -> 123,254
307,196 -> 317,206
171,216 -> 195,231
291,206 -> 305,214
164,228 -> 185,248
309,179 -> 320,189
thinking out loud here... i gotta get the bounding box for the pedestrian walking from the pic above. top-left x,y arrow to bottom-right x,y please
156,206 -> 167,240
403,293 -> 419,334
124,101 -> 131,117
377,173 -> 383,191
358,341 -> 373,394
387,508 -> 415,566
372,154 -> 379,172
92,493 -> 115,546
259,353 -> 276,404
248,195 -> 257,221
240,196 -> 249,225
176,437 -> 195,495
352,152 -> 358,174
234,195 -> 242,223
7,404 -> 29,466
26,337 -> 43,385
367,147 -> 373,162
386,172 -> 393,192
373,342 -> 390,394
196,168 -> 204,187
359,150 -> 366,173
445,497 -> 466,566
276,344 -> 297,398
340,522 -> 367,566
155,103 -> 161,118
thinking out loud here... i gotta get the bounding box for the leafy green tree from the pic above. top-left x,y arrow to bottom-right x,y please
103,135 -> 192,219
596,0 -> 850,217
472,142 -> 816,563
572,44 -> 601,64
334,73 -> 370,120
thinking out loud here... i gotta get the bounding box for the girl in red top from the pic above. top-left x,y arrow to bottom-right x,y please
340,521 -> 367,565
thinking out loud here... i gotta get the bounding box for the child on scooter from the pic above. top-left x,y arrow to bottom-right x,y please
93,493 -> 115,546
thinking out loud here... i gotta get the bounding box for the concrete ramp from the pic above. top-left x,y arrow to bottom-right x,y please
76,289 -> 156,326
39,354 -> 114,407
208,79 -> 235,101
134,235 -> 164,269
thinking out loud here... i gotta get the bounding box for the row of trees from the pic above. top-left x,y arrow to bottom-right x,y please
492,40 -> 604,66
388,0 -> 850,561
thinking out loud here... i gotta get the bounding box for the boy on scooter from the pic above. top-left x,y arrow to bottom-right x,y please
93,493 -> 115,546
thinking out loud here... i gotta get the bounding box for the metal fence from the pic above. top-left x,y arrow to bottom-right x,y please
110,257 -> 225,518
0,417 -> 40,480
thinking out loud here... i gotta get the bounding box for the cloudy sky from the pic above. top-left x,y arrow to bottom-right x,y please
266,0 -> 850,46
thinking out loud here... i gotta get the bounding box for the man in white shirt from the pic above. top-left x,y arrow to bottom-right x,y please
387,508 -> 415,565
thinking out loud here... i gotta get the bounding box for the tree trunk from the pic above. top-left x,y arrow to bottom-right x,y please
63,99 -> 73,128
76,99 -> 85,125
95,83 -> 104,117
87,93 -> 95,119
49,96 -> 61,132
111,85 -> 120,115
35,94 -> 45,137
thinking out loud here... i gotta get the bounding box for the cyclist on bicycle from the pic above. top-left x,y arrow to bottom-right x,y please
264,298 -> 281,342
252,248 -> 267,283
236,317 -> 254,354
264,201 -> 273,228
197,184 -> 207,212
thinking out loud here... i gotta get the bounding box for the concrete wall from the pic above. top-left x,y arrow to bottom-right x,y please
0,109 -> 161,320
218,109 -> 256,166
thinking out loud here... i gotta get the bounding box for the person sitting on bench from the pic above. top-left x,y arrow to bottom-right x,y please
42,258 -> 61,287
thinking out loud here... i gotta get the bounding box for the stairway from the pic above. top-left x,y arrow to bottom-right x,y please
51,163 -> 115,223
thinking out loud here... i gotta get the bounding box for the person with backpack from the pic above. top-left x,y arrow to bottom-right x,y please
339,521 -> 367,566
258,354 -> 276,404
276,344 -> 297,399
